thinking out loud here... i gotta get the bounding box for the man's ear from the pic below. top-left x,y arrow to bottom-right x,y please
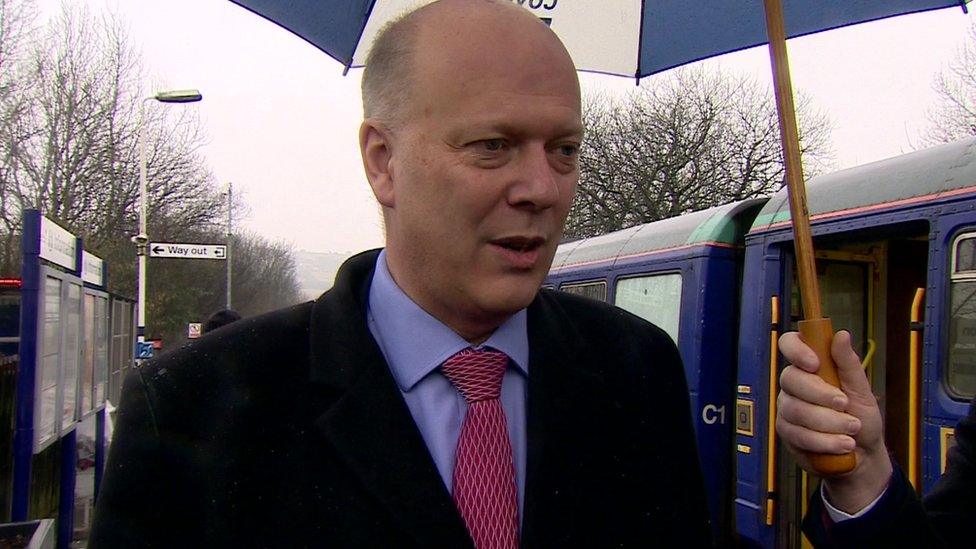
360,119 -> 396,208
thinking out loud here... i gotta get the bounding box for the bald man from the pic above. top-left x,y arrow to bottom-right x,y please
90,2 -> 710,547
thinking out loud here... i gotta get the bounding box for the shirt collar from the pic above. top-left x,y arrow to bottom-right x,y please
367,250 -> 529,392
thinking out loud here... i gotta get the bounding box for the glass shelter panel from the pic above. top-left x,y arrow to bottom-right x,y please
82,294 -> 95,414
61,282 -> 81,430
37,276 -> 61,449
109,298 -> 134,405
613,273 -> 683,344
94,295 -> 108,405
109,300 -> 123,403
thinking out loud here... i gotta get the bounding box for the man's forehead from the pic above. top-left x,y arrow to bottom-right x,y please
411,1 -> 571,65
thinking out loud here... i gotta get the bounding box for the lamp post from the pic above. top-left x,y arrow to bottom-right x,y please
225,182 -> 233,309
133,89 -> 202,354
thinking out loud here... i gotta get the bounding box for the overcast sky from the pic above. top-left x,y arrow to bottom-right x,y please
41,1 -> 976,254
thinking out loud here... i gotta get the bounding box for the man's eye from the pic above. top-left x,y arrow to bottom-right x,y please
478,139 -> 505,152
556,143 -> 579,157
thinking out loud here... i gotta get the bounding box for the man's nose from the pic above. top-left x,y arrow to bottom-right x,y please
507,146 -> 560,211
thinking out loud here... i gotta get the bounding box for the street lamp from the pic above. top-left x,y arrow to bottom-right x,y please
225,182 -> 233,310
133,89 -> 202,354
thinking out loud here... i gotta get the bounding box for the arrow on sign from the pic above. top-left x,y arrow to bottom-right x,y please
152,245 -> 165,255
214,248 -> 225,258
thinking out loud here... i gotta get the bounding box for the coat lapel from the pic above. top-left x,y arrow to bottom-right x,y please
307,250 -> 472,548
520,293 -> 611,546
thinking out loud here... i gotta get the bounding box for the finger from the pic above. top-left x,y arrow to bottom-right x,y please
832,330 -> 872,398
779,331 -> 819,373
780,365 -> 848,411
778,391 -> 861,435
776,415 -> 857,455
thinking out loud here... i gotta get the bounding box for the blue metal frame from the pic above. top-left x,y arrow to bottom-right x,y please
11,210 -> 41,521
94,409 -> 105,503
10,212 -> 108,547
52,237 -> 85,548
57,429 -> 76,547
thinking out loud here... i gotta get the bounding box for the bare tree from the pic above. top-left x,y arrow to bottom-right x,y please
566,68 -> 833,238
146,230 -> 303,346
922,24 -> 976,146
226,232 -> 303,317
0,0 -> 304,352
0,0 -> 37,268
0,2 -> 224,290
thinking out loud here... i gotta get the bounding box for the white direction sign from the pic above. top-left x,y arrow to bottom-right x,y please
150,242 -> 227,260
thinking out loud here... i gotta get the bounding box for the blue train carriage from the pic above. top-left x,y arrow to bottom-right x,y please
546,198 -> 766,542
735,136 -> 976,547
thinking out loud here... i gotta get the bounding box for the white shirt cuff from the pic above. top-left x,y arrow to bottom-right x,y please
821,483 -> 886,522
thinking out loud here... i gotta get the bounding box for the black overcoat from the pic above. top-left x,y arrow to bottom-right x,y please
803,398 -> 976,547
89,250 -> 711,548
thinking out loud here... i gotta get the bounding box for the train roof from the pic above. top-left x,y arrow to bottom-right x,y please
550,198 -> 765,272
750,136 -> 976,233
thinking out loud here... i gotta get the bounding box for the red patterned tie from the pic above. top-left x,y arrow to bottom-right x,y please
441,348 -> 519,549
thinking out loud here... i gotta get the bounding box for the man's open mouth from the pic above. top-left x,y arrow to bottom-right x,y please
491,236 -> 545,253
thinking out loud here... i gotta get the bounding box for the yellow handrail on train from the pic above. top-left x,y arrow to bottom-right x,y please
766,296 -> 780,526
909,287 -> 925,491
861,339 -> 876,370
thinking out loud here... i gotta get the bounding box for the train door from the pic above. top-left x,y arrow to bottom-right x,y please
774,239 -> 927,548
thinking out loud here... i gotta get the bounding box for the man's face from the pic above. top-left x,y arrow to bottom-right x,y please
373,15 -> 582,340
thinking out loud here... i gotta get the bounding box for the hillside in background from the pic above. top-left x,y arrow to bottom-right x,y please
295,250 -> 355,300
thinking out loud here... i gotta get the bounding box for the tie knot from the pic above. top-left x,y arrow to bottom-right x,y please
441,348 -> 509,402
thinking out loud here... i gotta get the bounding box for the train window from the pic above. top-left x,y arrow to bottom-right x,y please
955,236 -> 976,274
949,233 -> 976,399
613,273 -> 682,344
560,281 -> 608,302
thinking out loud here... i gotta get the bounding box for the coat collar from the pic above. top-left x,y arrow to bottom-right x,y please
308,249 -> 472,548
307,250 -> 605,547
520,292 -> 607,545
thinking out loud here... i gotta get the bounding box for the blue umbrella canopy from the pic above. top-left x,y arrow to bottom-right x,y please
228,0 -> 971,77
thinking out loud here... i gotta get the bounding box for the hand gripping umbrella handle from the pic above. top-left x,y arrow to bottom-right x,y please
798,318 -> 857,475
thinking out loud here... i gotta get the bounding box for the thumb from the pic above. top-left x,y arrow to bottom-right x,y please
831,330 -> 872,399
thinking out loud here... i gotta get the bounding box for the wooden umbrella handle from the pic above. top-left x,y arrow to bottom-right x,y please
798,318 -> 857,475
764,0 -> 856,476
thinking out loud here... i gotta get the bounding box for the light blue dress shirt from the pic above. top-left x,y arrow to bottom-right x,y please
366,251 -> 529,516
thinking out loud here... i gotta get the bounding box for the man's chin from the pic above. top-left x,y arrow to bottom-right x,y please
478,283 -> 542,317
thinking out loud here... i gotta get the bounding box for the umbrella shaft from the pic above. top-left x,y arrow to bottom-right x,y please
763,0 -> 822,321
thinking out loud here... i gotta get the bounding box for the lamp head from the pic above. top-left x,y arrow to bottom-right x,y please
154,89 -> 203,103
